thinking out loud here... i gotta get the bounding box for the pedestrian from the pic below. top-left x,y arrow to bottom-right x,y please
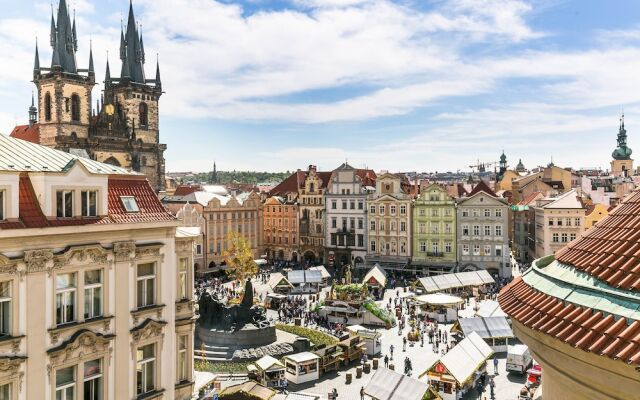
360,386 -> 365,400
332,388 -> 338,399
390,344 -> 394,360
384,354 -> 389,368
421,333 -> 424,347
490,377 -> 496,399
403,337 -> 407,351
493,357 -> 499,374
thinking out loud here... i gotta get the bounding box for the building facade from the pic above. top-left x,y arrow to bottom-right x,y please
0,134 -> 195,399
411,183 -> 457,274
456,181 -> 510,277
263,196 -> 300,262
512,192 -> 543,264
533,189 -> 586,258
11,1 -> 166,191
324,163 -> 376,269
203,192 -> 263,268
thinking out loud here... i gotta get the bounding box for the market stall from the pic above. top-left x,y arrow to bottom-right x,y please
416,270 -> 494,295
312,344 -> 343,374
308,265 -> 331,286
414,293 -> 464,323
346,324 -> 382,356
288,270 -> 323,294
264,293 -> 288,310
475,299 -> 507,318
421,331 -> 494,400
338,335 -> 366,365
254,355 -> 286,388
451,316 -> 514,352
283,352 -> 320,384
365,367 -> 429,400
363,264 -> 388,299
268,273 -> 293,294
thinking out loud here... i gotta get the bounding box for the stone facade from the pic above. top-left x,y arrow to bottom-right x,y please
298,166 -> 328,263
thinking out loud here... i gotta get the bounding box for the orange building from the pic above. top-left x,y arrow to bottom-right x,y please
263,196 -> 300,262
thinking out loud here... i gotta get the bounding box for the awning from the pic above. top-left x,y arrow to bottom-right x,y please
288,270 -> 323,284
475,300 -> 507,318
365,367 -> 429,400
414,293 -> 464,306
418,270 -> 495,293
456,316 -> 514,339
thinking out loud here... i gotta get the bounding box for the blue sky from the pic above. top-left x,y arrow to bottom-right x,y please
1,0 -> 640,173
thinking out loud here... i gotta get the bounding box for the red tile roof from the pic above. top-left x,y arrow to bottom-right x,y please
468,180 -> 497,197
173,185 -> 202,196
499,277 -> 640,364
355,169 -> 377,187
18,176 -> 48,228
107,179 -> 175,223
517,191 -> 542,206
555,190 -> 640,291
269,168 -> 333,197
10,124 -> 40,144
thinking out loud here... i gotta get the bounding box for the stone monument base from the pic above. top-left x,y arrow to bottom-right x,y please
198,324 -> 277,347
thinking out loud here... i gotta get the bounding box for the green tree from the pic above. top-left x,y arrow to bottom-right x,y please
223,232 -> 257,284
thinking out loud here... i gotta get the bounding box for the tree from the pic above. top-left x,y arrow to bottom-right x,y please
222,232 -> 257,284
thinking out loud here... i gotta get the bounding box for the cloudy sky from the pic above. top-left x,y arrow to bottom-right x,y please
1,0 -> 639,173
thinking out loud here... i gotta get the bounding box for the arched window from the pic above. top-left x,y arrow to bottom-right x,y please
71,94 -> 80,122
139,102 -> 148,127
44,93 -> 52,121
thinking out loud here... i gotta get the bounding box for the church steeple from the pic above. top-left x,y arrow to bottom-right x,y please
612,113 -> 633,160
49,0 -> 78,74
88,41 -> 95,78
119,0 -> 146,83
28,92 -> 37,127
33,39 -> 40,79
155,56 -> 162,90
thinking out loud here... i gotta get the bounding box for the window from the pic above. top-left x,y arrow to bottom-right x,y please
331,218 -> 337,229
565,218 -> 572,226
473,209 -> 479,217
56,366 -> 76,400
136,344 -> 156,395
484,245 -> 491,256
370,221 -> 376,231
0,190 -> 4,220
548,219 -> 554,226
358,201 -> 363,210
56,273 -> 76,325
369,205 -> 375,214
432,242 -> 439,253
330,234 -> 336,246
473,225 -> 480,236
390,205 -> 396,214
178,335 -> 188,382
419,223 -> 426,234
419,208 -> 426,216
575,218 -> 581,226
342,201 -> 347,209
0,282 -> 10,336
84,359 -> 102,400
561,233 -> 568,243
120,196 -> 139,213
495,246 -> 502,257
400,221 -> 406,232
445,209 -> 452,217
350,201 -> 355,210
445,242 -> 452,253
370,241 -> 376,252
379,205 -> 385,214
431,208 -> 439,217
557,219 -> 563,226
419,241 -> 426,252
350,218 -> 355,230
84,270 -> 102,320
71,94 -> 81,122
56,190 -> 74,218
81,191 -> 97,217
462,244 -> 469,255
136,263 -> 155,308
462,225 -> 469,236
445,223 -> 452,234
139,102 -> 149,127
45,92 -> 52,121
495,209 -> 502,217
178,258 -> 188,300
462,209 -> 469,217
0,384 -> 10,400
552,233 -> 559,242
431,223 -> 439,234
358,218 -> 363,229
484,208 -> 491,217
495,225 -> 502,236
473,245 -> 480,255
484,225 -> 491,236
331,200 -> 337,209
570,233 -> 577,241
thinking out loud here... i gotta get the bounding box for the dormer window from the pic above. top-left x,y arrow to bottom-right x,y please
120,196 -> 139,213
56,190 -> 74,218
81,190 -> 98,217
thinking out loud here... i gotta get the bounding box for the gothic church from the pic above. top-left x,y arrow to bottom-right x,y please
10,0 -> 166,191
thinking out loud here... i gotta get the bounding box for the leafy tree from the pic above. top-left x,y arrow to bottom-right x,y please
222,232 -> 257,284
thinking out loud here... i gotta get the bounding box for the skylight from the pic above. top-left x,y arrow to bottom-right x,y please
120,196 -> 139,213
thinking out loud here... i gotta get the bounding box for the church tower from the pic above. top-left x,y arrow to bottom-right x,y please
611,114 -> 633,178
33,0 -> 95,146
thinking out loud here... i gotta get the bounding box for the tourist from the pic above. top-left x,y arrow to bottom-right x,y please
384,354 -> 389,368
360,386 -> 365,400
403,337 -> 407,351
489,377 -> 496,399
389,344 -> 394,360
493,357 -> 499,374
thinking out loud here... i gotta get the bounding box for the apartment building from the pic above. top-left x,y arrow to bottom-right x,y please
533,189 -> 587,258
0,134 -> 195,399
263,196 -> 299,262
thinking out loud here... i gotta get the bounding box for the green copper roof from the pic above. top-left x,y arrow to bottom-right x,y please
612,114 -> 632,160
522,259 -> 640,322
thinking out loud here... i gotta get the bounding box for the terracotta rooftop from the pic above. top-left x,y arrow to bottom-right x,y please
9,124 -> 40,144
468,180 -> 497,197
173,184 -> 202,196
269,168 -> 333,196
555,190 -> 640,291
500,277 -> 640,365
517,191 -> 542,206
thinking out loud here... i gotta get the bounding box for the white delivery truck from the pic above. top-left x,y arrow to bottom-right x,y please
506,344 -> 533,373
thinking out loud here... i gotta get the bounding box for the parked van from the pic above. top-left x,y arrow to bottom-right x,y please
506,344 -> 533,373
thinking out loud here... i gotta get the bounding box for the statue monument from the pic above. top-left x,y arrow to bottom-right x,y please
197,278 -> 275,347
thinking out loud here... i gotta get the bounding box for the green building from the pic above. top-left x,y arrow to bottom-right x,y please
412,184 -> 457,274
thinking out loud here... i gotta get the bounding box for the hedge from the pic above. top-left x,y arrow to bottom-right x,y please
275,324 -> 339,346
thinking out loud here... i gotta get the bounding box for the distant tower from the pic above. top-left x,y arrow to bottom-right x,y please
498,150 -> 508,180
28,93 -> 37,127
611,113 -> 634,177
209,161 -> 219,184
515,158 -> 526,173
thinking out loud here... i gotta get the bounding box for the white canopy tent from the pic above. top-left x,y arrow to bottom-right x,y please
417,270 -> 494,293
414,293 -> 465,306
365,367 -> 429,400
475,300 -> 507,318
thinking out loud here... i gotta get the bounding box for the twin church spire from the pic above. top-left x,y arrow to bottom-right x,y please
33,0 -> 161,89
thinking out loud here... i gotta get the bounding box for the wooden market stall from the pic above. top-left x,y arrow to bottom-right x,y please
416,270 -> 494,296
364,368 -> 429,400
283,352 -> 320,384
268,273 -> 293,294
254,355 -> 286,388
337,335 -> 366,365
216,381 -> 275,400
312,344 -> 343,374
413,293 -> 464,323
288,269 -> 323,294
346,324 -> 382,356
363,264 -> 388,299
308,265 -> 331,286
451,316 -> 514,352
421,331 -> 494,400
